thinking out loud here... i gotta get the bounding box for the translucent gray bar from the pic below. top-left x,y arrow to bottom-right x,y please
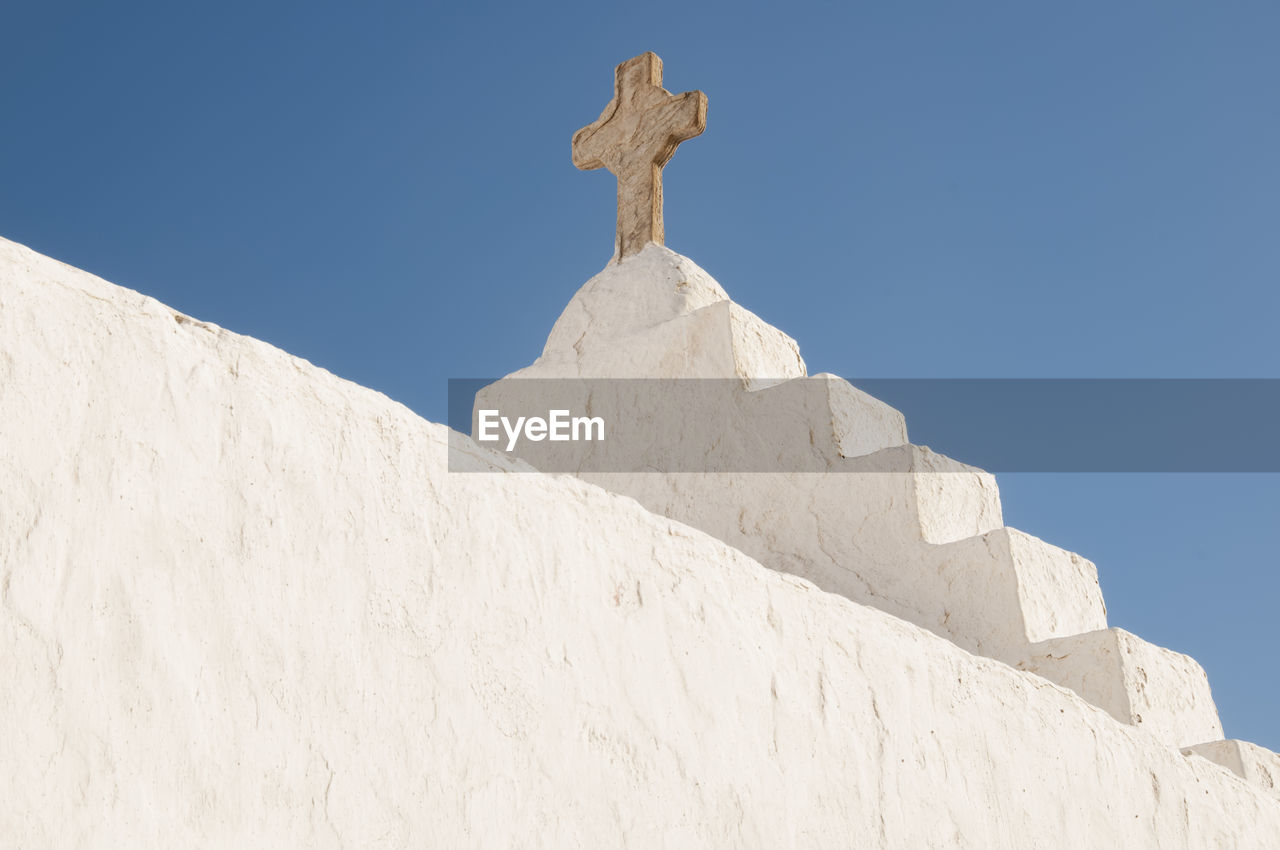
447,378 -> 1280,473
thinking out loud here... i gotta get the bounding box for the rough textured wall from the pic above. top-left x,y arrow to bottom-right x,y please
2,236 -> 1277,848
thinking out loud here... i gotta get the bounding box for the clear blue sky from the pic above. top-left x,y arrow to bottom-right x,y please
2,2 -> 1276,750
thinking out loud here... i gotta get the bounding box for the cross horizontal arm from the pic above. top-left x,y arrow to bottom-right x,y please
646,91 -> 707,169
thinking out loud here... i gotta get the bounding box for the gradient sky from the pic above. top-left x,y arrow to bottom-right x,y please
2,2 -> 1276,750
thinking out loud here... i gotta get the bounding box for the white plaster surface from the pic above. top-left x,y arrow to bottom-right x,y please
481,248 -> 1111,666
1184,740 -> 1280,800
908,526 -> 1108,665
5,235 -> 1280,846
510,243 -> 806,385
571,462 -> 1016,657
1024,628 -> 1224,749
823,373 -> 909,457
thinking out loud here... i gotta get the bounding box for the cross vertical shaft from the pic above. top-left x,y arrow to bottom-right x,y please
572,53 -> 707,260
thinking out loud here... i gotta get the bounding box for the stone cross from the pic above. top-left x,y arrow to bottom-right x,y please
572,52 -> 707,260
